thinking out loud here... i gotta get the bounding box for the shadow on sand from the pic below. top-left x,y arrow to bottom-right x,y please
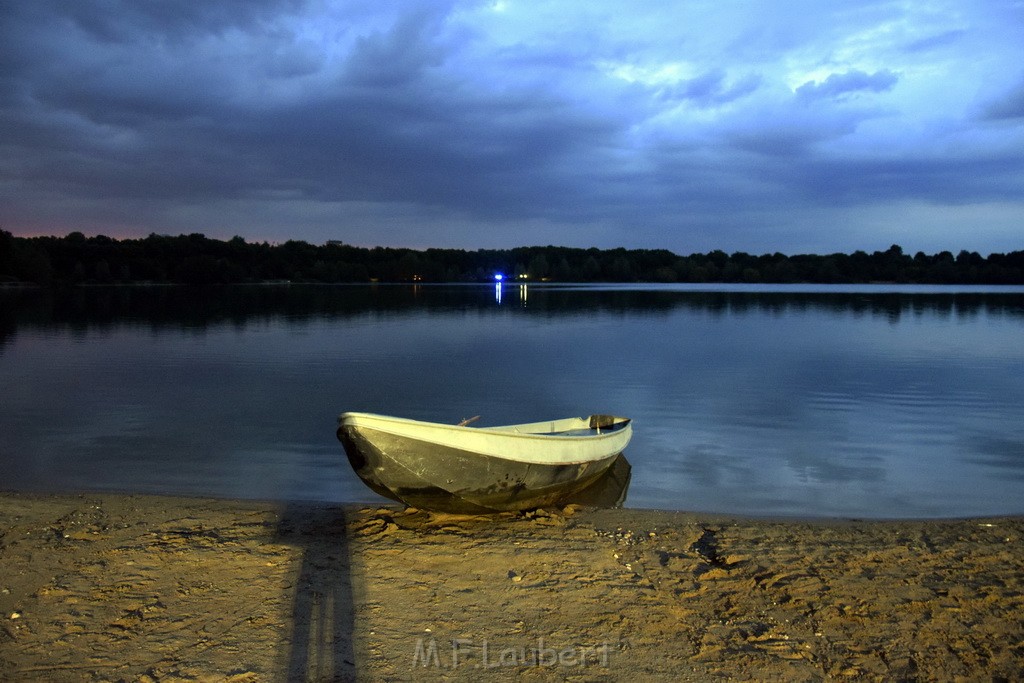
267,455 -> 630,680
275,503 -> 357,682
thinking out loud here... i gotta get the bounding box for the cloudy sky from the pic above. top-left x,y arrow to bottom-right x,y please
1,1 -> 1022,254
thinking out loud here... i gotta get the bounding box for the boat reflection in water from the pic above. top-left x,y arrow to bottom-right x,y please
558,453 -> 631,509
337,412 -> 632,514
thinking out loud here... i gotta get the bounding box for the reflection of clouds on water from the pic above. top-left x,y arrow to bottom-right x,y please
967,435 -> 1024,480
780,449 -> 887,486
640,431 -> 888,518
0,291 -> 20,355
628,323 -> 1023,518
675,443 -> 742,489
0,325 -> 13,354
3,285 -> 1024,518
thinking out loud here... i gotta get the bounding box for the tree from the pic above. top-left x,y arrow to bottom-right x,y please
653,266 -> 677,282
13,242 -> 54,284
5,232 -> 1023,285
581,256 -> 601,281
553,257 -> 572,281
94,260 -> 112,283
609,256 -> 634,281
527,253 -> 549,279
0,230 -> 15,278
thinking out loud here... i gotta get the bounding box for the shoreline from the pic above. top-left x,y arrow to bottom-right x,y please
2,490 -> 1022,680
7,485 -> 1023,525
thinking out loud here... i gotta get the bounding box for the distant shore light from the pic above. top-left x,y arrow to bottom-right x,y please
494,273 -> 504,281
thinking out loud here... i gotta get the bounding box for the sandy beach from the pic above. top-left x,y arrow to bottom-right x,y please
0,492 -> 1021,681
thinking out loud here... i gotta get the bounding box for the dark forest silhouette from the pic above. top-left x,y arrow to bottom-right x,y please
2,230 -> 1022,285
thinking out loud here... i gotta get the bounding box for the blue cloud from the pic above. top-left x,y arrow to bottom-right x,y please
796,69 -> 899,101
982,81 -> 1024,120
660,70 -> 762,107
0,1 -> 1022,255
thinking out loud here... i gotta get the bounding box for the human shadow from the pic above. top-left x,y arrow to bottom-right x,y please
268,455 -> 629,681
274,502 -> 356,682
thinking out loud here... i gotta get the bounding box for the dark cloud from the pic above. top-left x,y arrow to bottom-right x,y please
796,69 -> 899,101
343,9 -> 449,87
0,1 -> 1022,253
56,0 -> 304,42
660,70 -> 762,107
982,80 -> 1024,120
0,0 -> 630,232
904,28 -> 968,53
790,155 -> 1024,207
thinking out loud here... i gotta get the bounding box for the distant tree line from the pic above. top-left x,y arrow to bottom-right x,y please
2,230 -> 1023,286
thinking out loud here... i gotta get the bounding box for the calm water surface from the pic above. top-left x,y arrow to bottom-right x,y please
2,284 -> 1023,518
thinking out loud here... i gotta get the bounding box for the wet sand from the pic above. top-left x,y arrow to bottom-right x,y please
1,491 -> 1021,681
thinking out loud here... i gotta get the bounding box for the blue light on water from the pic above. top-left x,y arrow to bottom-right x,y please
494,273 -> 504,281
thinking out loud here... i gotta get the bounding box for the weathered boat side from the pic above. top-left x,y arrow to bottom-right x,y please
337,412 -> 632,513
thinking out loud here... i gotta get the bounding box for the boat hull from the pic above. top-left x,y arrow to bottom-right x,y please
337,413 -> 631,513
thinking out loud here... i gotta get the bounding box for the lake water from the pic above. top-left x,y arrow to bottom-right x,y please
2,283 -> 1023,519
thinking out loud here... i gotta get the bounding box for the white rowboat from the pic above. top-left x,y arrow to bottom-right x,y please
337,412 -> 632,513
